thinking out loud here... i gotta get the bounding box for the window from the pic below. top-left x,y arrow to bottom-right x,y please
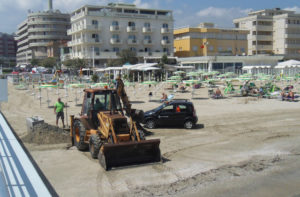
179,47 -> 182,51
176,105 -> 187,113
112,34 -> 119,40
240,48 -> 245,53
162,23 -> 169,28
161,105 -> 174,113
128,35 -> 136,40
144,35 -> 151,40
163,48 -> 169,53
227,47 -> 232,52
94,47 -> 100,55
163,36 -> 169,40
113,47 -> 119,52
128,21 -> 135,27
144,22 -> 150,28
112,21 -> 119,26
144,47 -> 151,52
209,46 -> 214,51
130,47 -> 136,52
218,46 -> 223,52
92,20 -> 98,25
192,46 -> 198,51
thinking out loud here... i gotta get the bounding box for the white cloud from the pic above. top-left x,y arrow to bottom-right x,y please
197,7 -> 252,18
284,6 -> 300,13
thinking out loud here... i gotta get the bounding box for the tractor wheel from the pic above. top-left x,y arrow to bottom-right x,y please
89,134 -> 102,159
184,120 -> 194,129
73,120 -> 88,151
146,119 -> 155,129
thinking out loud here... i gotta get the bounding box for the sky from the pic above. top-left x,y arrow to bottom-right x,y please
0,0 -> 300,34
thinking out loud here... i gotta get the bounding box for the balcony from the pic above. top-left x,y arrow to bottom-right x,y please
161,40 -> 171,45
137,52 -> 152,57
143,39 -> 153,45
127,26 -> 137,33
285,43 -> 300,49
285,34 -> 300,39
110,38 -> 122,45
285,24 -> 300,29
142,27 -> 152,33
68,38 -> 102,46
127,39 -> 139,45
252,45 -> 273,50
68,25 -> 101,35
161,27 -> 171,34
110,25 -> 120,32
252,35 -> 273,41
28,42 -> 49,47
252,25 -> 273,31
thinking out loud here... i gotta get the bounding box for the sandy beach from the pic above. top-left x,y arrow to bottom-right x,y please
2,81 -> 300,197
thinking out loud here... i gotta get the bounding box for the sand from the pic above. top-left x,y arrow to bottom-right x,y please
2,80 -> 300,197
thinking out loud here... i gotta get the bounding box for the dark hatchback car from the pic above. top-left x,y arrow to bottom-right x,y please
143,100 -> 198,129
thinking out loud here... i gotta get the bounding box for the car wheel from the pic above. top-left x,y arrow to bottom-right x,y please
184,120 -> 194,129
146,119 -> 155,129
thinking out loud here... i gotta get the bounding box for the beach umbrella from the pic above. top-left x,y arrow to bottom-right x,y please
187,72 -> 200,77
124,81 -> 135,87
68,83 -> 84,88
183,80 -> 201,84
165,80 -> 179,84
91,82 -> 109,88
174,71 -> 185,75
169,75 -> 181,80
142,81 -> 158,85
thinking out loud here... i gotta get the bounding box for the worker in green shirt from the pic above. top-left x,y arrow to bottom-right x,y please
54,97 -> 65,128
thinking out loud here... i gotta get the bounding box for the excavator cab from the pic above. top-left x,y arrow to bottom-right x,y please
70,88 -> 161,170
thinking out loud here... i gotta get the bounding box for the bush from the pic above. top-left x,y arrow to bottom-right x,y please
91,74 -> 99,83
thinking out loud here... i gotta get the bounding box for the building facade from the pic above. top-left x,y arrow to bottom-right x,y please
174,23 -> 248,58
178,55 -> 283,74
16,1 -> 70,65
68,3 -> 174,67
0,33 -> 17,66
234,8 -> 300,60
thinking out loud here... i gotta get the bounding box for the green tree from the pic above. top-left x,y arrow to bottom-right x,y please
30,58 -> 40,66
41,57 -> 57,68
63,58 -> 88,70
118,49 -> 138,65
161,54 -> 168,64
91,74 -> 99,83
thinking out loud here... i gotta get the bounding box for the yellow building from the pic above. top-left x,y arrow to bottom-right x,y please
174,23 -> 249,57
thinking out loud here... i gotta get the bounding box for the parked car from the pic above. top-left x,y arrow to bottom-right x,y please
143,100 -> 198,129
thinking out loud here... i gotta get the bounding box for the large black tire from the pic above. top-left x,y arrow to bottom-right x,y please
145,119 -> 155,129
89,134 -> 102,159
73,120 -> 88,151
184,120 -> 194,129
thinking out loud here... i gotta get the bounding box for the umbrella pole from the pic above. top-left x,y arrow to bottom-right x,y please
65,102 -> 68,127
39,88 -> 41,108
47,88 -> 49,108
75,89 -> 77,105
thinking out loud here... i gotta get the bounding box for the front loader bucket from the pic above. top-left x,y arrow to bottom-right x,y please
99,139 -> 161,170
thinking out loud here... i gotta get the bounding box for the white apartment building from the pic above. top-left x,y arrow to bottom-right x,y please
16,0 -> 70,65
68,3 -> 174,66
234,8 -> 300,60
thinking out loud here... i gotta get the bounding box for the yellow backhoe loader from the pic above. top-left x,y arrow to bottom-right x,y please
70,78 -> 161,170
